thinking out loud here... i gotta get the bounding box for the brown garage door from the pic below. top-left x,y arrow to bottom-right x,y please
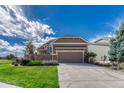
58,52 -> 83,63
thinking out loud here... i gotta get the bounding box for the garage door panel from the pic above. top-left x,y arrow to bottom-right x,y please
58,52 -> 82,63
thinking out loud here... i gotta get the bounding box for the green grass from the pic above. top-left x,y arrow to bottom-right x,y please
0,59 -> 59,88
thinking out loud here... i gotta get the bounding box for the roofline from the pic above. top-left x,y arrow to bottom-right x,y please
94,37 -> 113,43
88,43 -> 110,46
52,36 -> 89,44
37,38 -> 56,49
79,36 -> 89,43
53,43 -> 87,44
38,36 -> 89,49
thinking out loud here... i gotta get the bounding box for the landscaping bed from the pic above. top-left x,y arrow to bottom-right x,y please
12,58 -> 58,66
0,59 -> 59,88
27,60 -> 58,66
88,61 -> 112,67
110,63 -> 124,70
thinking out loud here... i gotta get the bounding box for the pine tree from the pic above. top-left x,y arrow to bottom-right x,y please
109,38 -> 117,62
109,22 -> 124,64
116,23 -> 124,63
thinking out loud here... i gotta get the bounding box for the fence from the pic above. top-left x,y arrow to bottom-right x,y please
34,54 -> 57,61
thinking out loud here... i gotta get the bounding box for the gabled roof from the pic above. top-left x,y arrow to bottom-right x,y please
94,37 -> 113,44
53,36 -> 88,43
37,39 -> 56,50
37,36 -> 88,51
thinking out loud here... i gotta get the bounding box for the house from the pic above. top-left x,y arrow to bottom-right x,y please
88,37 -> 112,63
37,36 -> 88,63
36,36 -> 112,63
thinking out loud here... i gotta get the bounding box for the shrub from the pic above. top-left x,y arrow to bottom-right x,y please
27,60 -> 42,66
12,59 -> 59,66
86,52 -> 97,58
111,63 -> 124,70
42,62 -> 58,66
12,58 -> 30,66
20,58 -> 30,66
112,62 -> 118,66
89,60 -> 96,64
85,52 -> 97,63
42,61 -> 58,66
27,60 -> 58,66
92,61 -> 112,67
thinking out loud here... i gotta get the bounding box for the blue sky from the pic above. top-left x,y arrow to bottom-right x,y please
0,5 -> 124,57
24,5 -> 124,39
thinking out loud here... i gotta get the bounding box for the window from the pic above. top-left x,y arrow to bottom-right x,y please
47,46 -> 52,54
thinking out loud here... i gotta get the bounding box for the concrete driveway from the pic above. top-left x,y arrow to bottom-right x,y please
58,63 -> 124,88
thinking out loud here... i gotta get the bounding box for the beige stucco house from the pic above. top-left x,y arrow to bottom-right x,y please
88,37 -> 112,63
36,36 -> 112,63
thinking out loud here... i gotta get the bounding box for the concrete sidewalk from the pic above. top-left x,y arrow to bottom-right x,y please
0,82 -> 20,88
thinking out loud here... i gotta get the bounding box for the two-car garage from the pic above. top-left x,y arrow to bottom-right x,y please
58,52 -> 84,63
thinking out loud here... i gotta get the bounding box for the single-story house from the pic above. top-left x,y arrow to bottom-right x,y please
36,36 -> 112,63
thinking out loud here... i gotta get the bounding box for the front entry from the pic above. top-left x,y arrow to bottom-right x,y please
58,52 -> 83,63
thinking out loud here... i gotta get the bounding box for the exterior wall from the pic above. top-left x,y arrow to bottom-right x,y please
53,43 -> 87,54
88,44 -> 110,61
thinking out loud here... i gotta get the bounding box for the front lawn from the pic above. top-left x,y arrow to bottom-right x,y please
0,59 -> 59,88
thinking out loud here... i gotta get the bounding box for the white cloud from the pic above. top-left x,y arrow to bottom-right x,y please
0,5 -> 55,57
0,39 -> 25,57
6,44 -> 26,57
32,36 -> 55,48
0,39 -> 10,48
0,5 -> 54,41
0,51 -> 9,57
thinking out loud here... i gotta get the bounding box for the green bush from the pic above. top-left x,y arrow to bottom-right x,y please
27,60 -> 42,66
86,52 -> 97,58
89,60 -> 96,64
42,62 -> 58,66
28,60 -> 58,66
21,58 -> 30,66
111,63 -> 124,70
12,58 -> 30,66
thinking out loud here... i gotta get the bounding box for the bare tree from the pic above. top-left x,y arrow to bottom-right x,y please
26,40 -> 35,60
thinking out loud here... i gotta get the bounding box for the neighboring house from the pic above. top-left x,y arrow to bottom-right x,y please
88,37 -> 112,63
36,36 -> 112,63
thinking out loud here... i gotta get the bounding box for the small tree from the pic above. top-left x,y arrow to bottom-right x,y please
109,22 -> 124,69
86,52 -> 97,63
108,39 -> 117,62
25,41 -> 35,60
116,24 -> 124,63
